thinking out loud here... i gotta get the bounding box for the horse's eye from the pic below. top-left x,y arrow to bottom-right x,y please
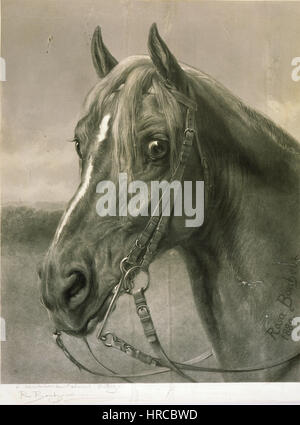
74,138 -> 82,159
147,140 -> 169,161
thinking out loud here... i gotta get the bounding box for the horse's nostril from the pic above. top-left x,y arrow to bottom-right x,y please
64,271 -> 89,310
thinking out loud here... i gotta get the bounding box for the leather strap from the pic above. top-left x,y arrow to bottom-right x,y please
133,288 -> 196,382
125,101 -> 196,269
55,331 -> 214,379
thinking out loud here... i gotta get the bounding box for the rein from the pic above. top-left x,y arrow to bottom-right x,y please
54,82 -> 300,382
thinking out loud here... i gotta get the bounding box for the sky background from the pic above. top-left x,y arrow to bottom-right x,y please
1,0 -> 300,205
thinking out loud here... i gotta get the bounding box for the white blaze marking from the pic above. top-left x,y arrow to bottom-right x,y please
53,115 -> 111,244
97,114 -> 111,143
54,161 -> 93,244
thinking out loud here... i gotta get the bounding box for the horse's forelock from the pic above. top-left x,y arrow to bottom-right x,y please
79,56 -> 185,180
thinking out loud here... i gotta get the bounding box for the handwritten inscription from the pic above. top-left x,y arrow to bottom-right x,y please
265,256 -> 299,341
265,312 -> 295,341
276,275 -> 297,312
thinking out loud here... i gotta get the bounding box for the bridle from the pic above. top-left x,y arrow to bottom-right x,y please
54,80 -> 300,383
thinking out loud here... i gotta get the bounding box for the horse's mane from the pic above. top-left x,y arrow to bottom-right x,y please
184,63 -> 300,157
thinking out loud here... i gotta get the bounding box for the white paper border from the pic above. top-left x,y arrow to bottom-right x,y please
0,383 -> 300,405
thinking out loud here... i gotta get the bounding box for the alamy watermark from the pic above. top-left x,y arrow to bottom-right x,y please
291,57 -> 300,82
292,317 -> 300,342
96,173 -> 204,227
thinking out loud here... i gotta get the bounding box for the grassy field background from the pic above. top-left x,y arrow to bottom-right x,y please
1,205 -> 221,383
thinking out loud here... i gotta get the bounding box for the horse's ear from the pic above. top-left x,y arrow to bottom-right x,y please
91,26 -> 118,78
148,23 -> 187,93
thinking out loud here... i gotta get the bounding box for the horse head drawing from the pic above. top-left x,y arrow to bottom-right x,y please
40,24 -> 300,382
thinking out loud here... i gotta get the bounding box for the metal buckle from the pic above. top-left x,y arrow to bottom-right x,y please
119,258 -> 150,293
120,256 -> 130,273
122,265 -> 139,292
100,331 -> 115,347
135,239 -> 145,249
137,304 -> 150,317
184,128 -> 195,137
122,267 -> 150,294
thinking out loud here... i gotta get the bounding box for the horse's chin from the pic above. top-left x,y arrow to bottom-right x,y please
61,291 -> 115,338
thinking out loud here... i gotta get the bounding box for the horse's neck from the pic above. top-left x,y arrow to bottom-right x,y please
195,73 -> 300,266
182,82 -> 300,378
216,116 -> 299,281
